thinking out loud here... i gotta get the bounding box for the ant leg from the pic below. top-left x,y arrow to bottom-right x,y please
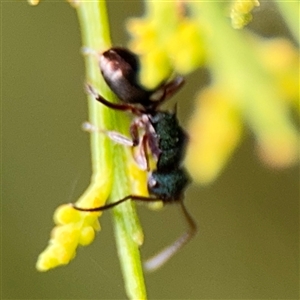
143,116 -> 161,159
83,118 -> 149,170
150,76 -> 185,106
129,120 -> 140,146
81,47 -> 100,58
86,84 -> 144,115
129,118 -> 151,170
82,122 -> 134,147
143,200 -> 197,272
132,133 -> 150,171
72,195 -> 162,212
161,76 -> 185,100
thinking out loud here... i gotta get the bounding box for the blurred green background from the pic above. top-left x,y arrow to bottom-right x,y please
2,1 -> 299,299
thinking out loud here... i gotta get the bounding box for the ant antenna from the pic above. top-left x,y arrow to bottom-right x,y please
72,197 -> 196,271
143,201 -> 197,272
72,195 -> 162,212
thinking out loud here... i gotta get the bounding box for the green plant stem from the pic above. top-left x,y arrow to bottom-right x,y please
76,1 -> 147,299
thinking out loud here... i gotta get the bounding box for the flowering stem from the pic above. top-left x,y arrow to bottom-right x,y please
75,1 -> 147,299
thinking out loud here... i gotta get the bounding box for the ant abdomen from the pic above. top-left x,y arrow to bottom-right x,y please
100,47 -> 154,106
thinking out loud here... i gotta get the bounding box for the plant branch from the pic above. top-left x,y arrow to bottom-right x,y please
76,1 -> 147,299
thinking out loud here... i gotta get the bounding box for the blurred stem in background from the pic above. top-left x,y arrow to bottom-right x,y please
275,0 -> 299,44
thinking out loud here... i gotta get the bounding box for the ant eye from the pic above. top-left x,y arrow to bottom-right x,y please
148,176 -> 158,188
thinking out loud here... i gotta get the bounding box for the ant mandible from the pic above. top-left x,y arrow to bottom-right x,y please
73,47 -> 197,271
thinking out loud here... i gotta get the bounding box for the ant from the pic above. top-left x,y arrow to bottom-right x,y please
73,47 -> 197,271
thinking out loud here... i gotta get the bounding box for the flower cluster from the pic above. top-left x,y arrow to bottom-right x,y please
36,205 -> 100,271
127,2 -> 205,88
230,0 -> 260,29
36,179 -> 110,271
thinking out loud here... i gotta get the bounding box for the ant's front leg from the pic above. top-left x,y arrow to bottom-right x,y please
129,119 -> 149,171
82,122 -> 134,147
83,120 -> 149,171
85,84 -> 150,170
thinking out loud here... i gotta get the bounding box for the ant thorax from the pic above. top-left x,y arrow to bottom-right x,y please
148,111 -> 188,171
129,110 -> 188,173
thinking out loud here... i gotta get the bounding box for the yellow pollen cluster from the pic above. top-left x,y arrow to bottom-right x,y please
230,0 -> 260,29
36,204 -> 100,271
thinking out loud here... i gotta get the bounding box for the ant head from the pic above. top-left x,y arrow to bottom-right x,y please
148,169 -> 190,202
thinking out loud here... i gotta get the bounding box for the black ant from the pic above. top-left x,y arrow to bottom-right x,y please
73,47 -> 197,271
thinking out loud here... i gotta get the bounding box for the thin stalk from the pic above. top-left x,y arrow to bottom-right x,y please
75,1 -> 147,299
